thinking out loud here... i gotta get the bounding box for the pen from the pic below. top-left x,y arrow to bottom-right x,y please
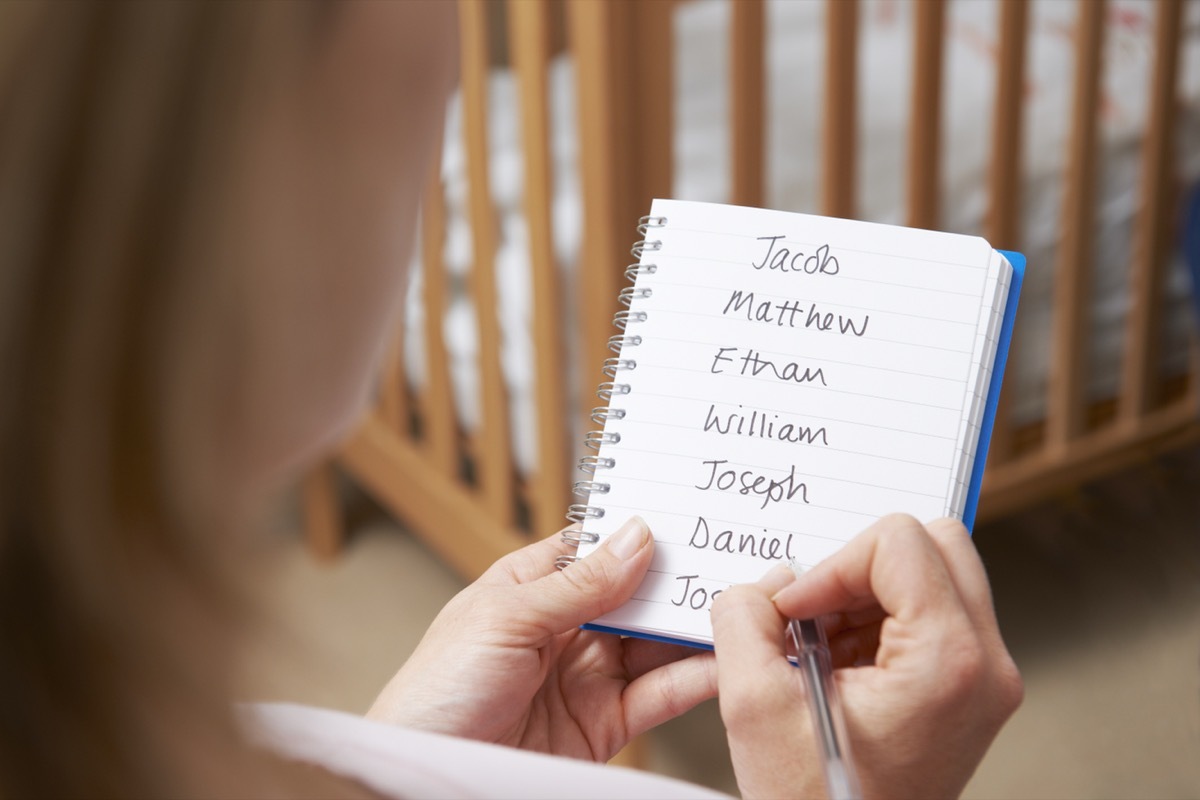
788,558 -> 862,800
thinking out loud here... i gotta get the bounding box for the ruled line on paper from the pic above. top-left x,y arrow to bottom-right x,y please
644,312 -> 975,355
609,417 -> 954,469
654,266 -> 984,298
635,348 -> 970,383
587,506 -> 871,546
600,475 -> 943,517
603,450 -> 948,500
637,568 -> 817,592
625,391 -> 962,440
621,362 -> 964,411
659,227 -> 991,270
647,278 -> 983,324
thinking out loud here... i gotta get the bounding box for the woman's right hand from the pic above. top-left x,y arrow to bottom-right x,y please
710,514 -> 1023,800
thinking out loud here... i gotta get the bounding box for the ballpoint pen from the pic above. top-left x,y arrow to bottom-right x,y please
788,558 -> 862,800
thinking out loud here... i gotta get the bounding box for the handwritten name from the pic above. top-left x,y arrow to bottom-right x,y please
670,574 -> 727,611
751,236 -> 840,276
722,290 -> 869,337
694,459 -> 811,509
702,403 -> 829,446
710,347 -> 828,386
688,515 -> 796,561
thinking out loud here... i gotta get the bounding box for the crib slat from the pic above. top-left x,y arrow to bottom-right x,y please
987,0 -> 1028,251
984,0 -> 1028,465
822,0 -> 858,218
459,0 -> 517,525
731,0 -> 765,208
569,0 -> 619,437
1119,0 -> 1183,424
303,463 -> 343,561
571,0 -> 634,434
510,0 -> 570,538
1047,0 -> 1105,450
378,325 -> 410,437
419,145 -> 459,476
906,0 -> 945,230
342,414 -> 529,579
632,0 -> 674,209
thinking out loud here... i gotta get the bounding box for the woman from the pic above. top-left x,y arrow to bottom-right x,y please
0,2 -> 1022,797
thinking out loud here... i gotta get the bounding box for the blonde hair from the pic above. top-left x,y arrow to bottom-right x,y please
0,3 -> 350,795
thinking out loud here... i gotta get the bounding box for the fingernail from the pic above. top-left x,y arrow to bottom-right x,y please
772,562 -> 813,603
607,516 -> 649,560
760,562 -> 797,596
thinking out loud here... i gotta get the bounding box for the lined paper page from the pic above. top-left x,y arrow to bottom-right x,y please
576,199 -> 1009,646
949,251 -> 1012,516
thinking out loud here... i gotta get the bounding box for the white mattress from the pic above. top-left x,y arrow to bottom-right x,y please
401,0 -> 1200,475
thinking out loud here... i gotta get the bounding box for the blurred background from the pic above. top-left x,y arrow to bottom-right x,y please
241,1 -> 1200,797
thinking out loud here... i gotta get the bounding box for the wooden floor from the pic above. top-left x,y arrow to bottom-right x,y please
240,445 -> 1200,799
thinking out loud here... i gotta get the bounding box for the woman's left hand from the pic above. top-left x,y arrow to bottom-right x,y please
367,517 -> 717,761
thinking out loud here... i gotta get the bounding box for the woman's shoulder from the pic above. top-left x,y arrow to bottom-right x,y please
242,703 -> 731,800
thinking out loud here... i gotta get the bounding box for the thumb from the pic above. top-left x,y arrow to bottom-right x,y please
515,516 -> 653,636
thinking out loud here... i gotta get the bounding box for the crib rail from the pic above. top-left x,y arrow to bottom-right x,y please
460,0 -> 516,527
1124,0 -> 1186,421
308,0 -> 1200,574
823,0 -> 859,218
984,0 -> 1029,463
981,0 -> 1199,516
730,0 -> 764,207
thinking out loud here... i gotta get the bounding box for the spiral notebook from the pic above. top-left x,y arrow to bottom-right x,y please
561,199 -> 1025,649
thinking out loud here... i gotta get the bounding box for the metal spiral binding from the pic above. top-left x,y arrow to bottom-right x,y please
573,480 -> 610,495
630,239 -> 662,259
591,407 -> 626,424
558,214 -> 667,569
637,215 -> 667,235
577,455 -> 615,474
618,286 -> 653,307
596,382 -> 630,400
625,263 -> 657,282
602,358 -> 636,377
613,310 -> 647,330
608,334 -> 642,353
567,504 -> 605,522
561,530 -> 600,545
585,431 -> 620,449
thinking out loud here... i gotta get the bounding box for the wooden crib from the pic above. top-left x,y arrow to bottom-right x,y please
304,0 -> 1200,579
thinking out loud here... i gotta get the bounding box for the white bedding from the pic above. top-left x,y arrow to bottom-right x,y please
402,0 -> 1200,475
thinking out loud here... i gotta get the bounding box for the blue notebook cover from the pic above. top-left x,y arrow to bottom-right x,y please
582,248 -> 1026,650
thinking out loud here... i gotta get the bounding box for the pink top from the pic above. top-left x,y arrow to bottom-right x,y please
244,703 -> 732,800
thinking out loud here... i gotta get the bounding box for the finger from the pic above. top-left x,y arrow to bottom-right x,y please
819,605 -> 887,639
710,582 -> 816,798
622,638 -> 707,681
710,583 -> 794,703
621,650 -> 717,739
758,561 -> 798,596
480,524 -> 583,586
624,562 -> 790,678
710,561 -> 816,681
924,517 -> 1003,636
711,583 -> 788,671
828,620 -> 882,668
772,513 -> 969,628
510,516 -> 653,637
